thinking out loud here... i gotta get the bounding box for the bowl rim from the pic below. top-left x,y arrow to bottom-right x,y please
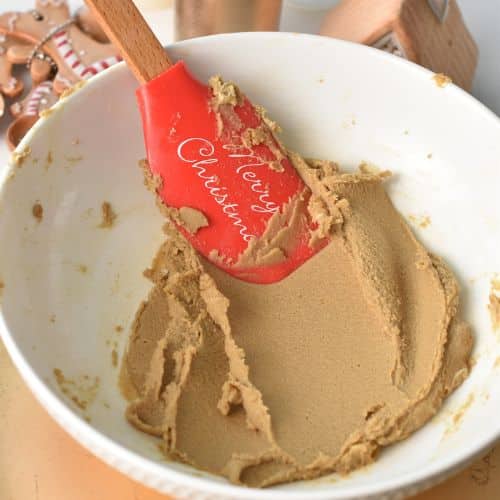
1,31 -> 500,499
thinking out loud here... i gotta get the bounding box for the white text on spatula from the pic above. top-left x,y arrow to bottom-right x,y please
222,143 -> 280,215
178,137 -> 279,242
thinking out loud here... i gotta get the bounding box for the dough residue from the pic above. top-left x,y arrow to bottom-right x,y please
60,80 -> 87,99
433,73 -> 452,88
178,207 -> 209,235
139,158 -> 163,193
53,368 -> 100,411
358,161 -> 391,177
11,146 -> 32,167
489,278 -> 500,332
122,141 -> 473,486
77,264 -> 88,274
112,349 -> 119,368
234,191 -> 309,269
209,75 -> 243,138
208,76 -> 286,173
408,214 -> 431,229
44,151 -> 53,170
98,202 -> 117,229
445,393 -> 475,436
40,107 -> 55,119
32,202 -> 43,223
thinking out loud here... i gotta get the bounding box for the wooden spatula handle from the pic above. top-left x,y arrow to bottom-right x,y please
84,0 -> 172,84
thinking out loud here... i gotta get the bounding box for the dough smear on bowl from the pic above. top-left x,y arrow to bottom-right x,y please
121,81 -> 473,488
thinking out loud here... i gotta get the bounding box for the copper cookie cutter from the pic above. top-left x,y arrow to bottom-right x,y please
174,0 -> 283,41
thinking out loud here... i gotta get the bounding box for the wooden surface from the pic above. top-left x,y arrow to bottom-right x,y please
84,0 -> 172,83
320,0 -> 478,90
0,340 -> 171,500
1,339 -> 499,499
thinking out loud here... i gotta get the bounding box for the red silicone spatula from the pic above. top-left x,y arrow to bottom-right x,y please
85,0 -> 329,284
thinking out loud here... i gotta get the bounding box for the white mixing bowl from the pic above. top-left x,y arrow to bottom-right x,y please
1,33 -> 500,500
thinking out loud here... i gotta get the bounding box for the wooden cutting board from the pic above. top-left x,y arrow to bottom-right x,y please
0,338 -> 498,499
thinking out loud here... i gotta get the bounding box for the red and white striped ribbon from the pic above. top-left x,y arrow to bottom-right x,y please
25,81 -> 53,116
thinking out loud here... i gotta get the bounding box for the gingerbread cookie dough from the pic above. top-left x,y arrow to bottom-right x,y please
120,80 -> 473,487
489,278 -> 500,331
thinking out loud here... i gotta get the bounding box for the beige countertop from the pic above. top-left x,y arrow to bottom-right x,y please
0,340 -> 498,500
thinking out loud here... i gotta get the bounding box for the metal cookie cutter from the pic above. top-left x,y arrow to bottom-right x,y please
174,0 -> 282,41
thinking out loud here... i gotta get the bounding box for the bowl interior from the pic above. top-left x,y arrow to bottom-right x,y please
1,33 -> 500,498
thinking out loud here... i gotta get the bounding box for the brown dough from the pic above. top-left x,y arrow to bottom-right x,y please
489,279 -> 500,331
178,207 -> 209,235
98,202 -> 116,229
122,152 -> 473,486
